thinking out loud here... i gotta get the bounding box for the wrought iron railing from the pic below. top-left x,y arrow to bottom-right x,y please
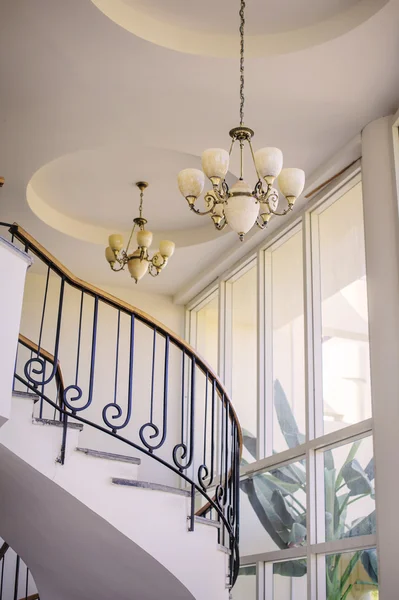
0,541 -> 39,600
1,222 -> 241,587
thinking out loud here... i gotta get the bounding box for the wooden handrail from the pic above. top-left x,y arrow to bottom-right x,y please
11,223 -> 242,451
19,594 -> 39,600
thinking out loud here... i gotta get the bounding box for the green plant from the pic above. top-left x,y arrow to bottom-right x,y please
240,380 -> 378,599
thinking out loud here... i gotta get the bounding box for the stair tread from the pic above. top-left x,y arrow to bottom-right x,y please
76,447 -> 141,465
13,390 -> 39,402
33,417 -> 83,431
194,515 -> 222,528
112,478 -> 190,497
217,544 -> 232,555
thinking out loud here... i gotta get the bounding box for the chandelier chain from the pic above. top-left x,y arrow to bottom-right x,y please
239,0 -> 245,126
139,189 -> 144,218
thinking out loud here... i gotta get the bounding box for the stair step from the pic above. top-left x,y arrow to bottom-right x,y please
33,417 -> 83,431
194,515 -> 222,529
76,447 -> 141,465
112,478 -> 190,497
13,390 -> 39,402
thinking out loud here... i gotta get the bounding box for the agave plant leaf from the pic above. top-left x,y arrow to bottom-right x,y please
341,459 -> 374,496
242,428 -> 257,459
274,380 -> 305,449
288,522 -> 307,545
361,548 -> 378,583
270,461 -> 307,487
240,477 -> 289,549
335,441 -> 361,490
346,510 -> 376,538
364,457 -> 375,481
324,467 -> 338,540
239,565 -> 257,576
273,559 -> 307,577
271,490 -> 296,528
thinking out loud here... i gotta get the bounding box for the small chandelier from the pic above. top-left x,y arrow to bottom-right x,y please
177,0 -> 305,241
105,182 -> 175,283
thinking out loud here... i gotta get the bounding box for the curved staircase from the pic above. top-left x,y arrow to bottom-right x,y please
0,223 -> 241,600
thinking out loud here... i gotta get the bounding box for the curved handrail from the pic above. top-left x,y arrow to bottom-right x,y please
11,223 -> 242,446
2,222 -> 242,586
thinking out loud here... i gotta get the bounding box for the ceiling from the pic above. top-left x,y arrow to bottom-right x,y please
0,0 -> 398,297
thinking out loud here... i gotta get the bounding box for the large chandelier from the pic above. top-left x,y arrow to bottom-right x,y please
105,182 -> 175,283
177,0 -> 305,241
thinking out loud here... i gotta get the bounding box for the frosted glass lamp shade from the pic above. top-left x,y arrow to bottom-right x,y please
105,246 -> 115,263
254,147 -> 283,181
159,240 -> 175,258
178,169 -> 204,199
278,168 -> 305,199
202,149 -> 229,181
127,250 -> 148,283
224,180 -> 259,237
109,234 -> 124,252
137,229 -> 153,249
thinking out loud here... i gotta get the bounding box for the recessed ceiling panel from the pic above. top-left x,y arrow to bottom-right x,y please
91,0 -> 389,57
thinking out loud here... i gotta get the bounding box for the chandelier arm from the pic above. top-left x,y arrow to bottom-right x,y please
248,138 -> 263,182
110,262 -> 126,272
256,218 -> 267,230
214,219 -> 227,231
266,203 -> 293,217
125,223 -> 137,255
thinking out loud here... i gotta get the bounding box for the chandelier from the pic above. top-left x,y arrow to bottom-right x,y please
177,0 -> 305,241
105,182 -> 175,283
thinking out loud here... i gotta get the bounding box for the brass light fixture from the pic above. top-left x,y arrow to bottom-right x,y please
177,0 -> 305,241
105,182 -> 175,283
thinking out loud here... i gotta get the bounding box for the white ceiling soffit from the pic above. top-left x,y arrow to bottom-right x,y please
91,0 -> 389,58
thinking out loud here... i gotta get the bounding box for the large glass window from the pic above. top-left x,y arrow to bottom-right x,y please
189,290 -> 219,372
268,228 -> 305,454
229,263 -> 258,459
316,182 -> 371,433
323,436 -> 375,542
187,172 -> 378,600
325,549 -> 378,599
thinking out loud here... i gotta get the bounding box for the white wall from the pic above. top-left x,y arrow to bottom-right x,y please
18,270 -> 186,486
0,239 -> 31,427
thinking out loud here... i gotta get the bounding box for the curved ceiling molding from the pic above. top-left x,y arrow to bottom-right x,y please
91,0 -> 389,58
26,143 -> 232,248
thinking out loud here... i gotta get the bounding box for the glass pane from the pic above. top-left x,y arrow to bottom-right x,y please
324,436 -> 375,542
194,293 -> 218,372
273,559 -> 307,599
232,565 -> 256,600
325,549 -> 378,600
231,264 -> 257,461
317,182 -> 372,433
271,230 -> 305,454
240,459 -> 306,555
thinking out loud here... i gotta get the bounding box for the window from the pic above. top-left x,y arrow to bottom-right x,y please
227,262 -> 258,461
187,169 -> 379,599
188,289 -> 219,372
313,182 -> 371,433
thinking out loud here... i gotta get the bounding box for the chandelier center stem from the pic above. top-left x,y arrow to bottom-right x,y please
239,0 -> 245,127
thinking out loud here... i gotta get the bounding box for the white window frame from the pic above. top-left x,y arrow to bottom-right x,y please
187,159 -> 382,599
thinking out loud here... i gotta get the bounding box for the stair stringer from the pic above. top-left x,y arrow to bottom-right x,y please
0,395 -> 230,600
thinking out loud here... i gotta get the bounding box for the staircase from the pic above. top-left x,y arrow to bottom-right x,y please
0,223 -> 241,600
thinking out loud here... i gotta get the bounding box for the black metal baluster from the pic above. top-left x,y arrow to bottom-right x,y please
113,311 -> 121,406
0,555 -> 4,600
188,483 -> 195,532
37,266 -> 50,354
13,554 -> 20,600
25,566 -> 29,599
150,328 -> 157,426
75,291 -> 84,387
209,379 -> 216,487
